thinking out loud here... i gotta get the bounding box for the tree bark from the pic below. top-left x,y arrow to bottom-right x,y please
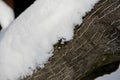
24,0 -> 120,80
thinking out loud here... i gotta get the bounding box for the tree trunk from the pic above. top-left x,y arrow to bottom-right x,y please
24,0 -> 120,80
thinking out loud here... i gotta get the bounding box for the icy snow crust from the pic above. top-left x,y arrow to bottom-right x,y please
0,0 -> 14,29
0,0 -> 99,80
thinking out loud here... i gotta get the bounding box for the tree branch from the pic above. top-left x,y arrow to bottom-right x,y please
24,0 -> 120,80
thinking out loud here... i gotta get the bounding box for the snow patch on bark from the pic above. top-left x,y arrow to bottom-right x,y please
0,0 -> 99,80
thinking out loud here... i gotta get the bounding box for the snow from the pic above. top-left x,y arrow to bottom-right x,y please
0,0 -> 14,29
95,65 -> 120,80
0,0 -> 99,80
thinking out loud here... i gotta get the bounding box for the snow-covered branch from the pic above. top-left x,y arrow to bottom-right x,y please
0,0 -> 99,80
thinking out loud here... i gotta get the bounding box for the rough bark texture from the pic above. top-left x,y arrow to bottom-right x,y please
24,0 -> 120,80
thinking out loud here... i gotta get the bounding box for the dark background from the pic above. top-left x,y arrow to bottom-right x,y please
13,0 -> 35,17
